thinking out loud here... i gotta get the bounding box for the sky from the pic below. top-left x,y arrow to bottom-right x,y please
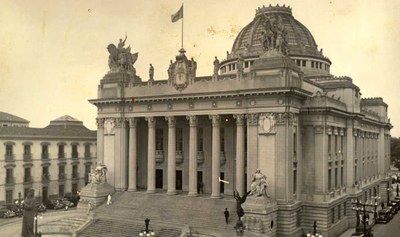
0,0 -> 399,136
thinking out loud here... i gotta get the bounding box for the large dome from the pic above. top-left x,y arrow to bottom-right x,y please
231,5 -> 323,58
220,4 -> 331,77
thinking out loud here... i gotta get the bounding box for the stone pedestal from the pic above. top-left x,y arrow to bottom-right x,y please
77,183 -> 115,210
242,197 -> 278,237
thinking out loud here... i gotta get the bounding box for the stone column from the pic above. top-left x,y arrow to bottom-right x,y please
166,116 -> 176,195
146,117 -> 156,193
187,115 -> 198,196
114,118 -> 128,191
246,113 -> 259,191
96,118 -> 105,164
128,118 -> 137,191
345,124 -> 354,190
234,114 -> 245,196
210,115 -> 221,198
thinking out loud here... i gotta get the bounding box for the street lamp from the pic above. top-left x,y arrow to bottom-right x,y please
139,218 -> 155,236
34,211 -> 43,237
234,220 -> 245,237
306,221 -> 323,237
351,199 -> 377,236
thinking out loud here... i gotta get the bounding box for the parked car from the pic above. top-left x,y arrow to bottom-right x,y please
3,210 -> 17,219
0,205 -> 8,218
37,203 -> 47,213
63,194 -> 80,206
352,225 -> 374,237
44,199 -> 65,210
376,207 -> 392,224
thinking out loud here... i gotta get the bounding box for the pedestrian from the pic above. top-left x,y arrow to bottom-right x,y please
87,201 -> 93,214
224,208 -> 229,224
107,193 -> 112,205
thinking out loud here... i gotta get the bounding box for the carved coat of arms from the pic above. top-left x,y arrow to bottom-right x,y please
173,60 -> 189,91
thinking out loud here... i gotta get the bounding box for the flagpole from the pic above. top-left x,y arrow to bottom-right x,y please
181,4 -> 184,49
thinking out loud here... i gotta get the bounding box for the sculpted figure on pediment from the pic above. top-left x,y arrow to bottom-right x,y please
107,34 -> 139,75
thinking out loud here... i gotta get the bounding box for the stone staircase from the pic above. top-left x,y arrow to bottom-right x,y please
78,191 -> 242,236
38,211 -> 88,236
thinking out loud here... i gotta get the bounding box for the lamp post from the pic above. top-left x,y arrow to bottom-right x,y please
34,211 -> 42,237
234,220 -> 245,237
351,199 -> 377,237
139,218 -> 155,236
306,221 -> 323,237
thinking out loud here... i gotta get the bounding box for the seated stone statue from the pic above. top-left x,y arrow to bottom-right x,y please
249,168 -> 270,197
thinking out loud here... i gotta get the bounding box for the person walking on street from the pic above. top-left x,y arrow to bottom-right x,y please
224,208 -> 230,224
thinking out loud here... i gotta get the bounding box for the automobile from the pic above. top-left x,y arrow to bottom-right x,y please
352,225 -> 374,237
3,209 -> 17,219
389,200 -> 400,213
44,199 -> 65,210
37,203 -> 47,213
0,205 -> 8,218
375,207 -> 392,224
63,194 -> 80,206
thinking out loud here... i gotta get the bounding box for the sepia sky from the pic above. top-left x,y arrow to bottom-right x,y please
1,0 -> 399,136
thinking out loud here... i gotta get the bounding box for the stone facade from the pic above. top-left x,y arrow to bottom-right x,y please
90,5 -> 392,237
0,115 -> 97,206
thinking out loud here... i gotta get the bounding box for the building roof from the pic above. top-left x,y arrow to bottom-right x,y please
0,126 -> 96,139
0,111 -> 29,123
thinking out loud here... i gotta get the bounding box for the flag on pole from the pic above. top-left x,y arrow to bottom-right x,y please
171,5 -> 183,23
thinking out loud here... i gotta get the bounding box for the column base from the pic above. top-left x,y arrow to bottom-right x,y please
167,190 -> 177,195
147,189 -> 156,194
127,187 -> 137,192
210,193 -> 221,199
188,192 -> 198,197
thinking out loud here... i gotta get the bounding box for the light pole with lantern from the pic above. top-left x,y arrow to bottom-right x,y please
306,221 -> 323,237
139,218 -> 155,236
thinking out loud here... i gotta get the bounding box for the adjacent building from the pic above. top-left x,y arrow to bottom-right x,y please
90,5 -> 392,236
0,114 -> 97,206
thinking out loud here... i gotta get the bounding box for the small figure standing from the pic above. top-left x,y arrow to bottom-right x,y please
87,201 -> 93,215
213,56 -> 220,75
149,64 -> 154,81
167,60 -> 174,79
198,181 -> 204,194
107,193 -> 112,206
224,208 -> 230,224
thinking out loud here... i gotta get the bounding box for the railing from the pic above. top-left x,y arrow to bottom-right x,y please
23,176 -> 33,183
71,152 -> 79,159
41,153 -> 49,160
5,176 -> 15,185
23,153 -> 32,161
5,154 -> 14,161
155,150 -> 164,163
58,173 -> 66,181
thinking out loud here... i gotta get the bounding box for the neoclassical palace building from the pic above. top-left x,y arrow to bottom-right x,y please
0,113 -> 96,205
90,5 -> 392,236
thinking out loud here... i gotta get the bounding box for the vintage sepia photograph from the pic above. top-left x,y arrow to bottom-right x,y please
1,0 -> 400,236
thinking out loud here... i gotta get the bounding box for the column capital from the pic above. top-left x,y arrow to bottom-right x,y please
186,115 -> 198,127
274,112 -> 297,125
114,118 -> 126,128
128,118 -> 137,128
96,118 -> 105,128
209,115 -> 220,127
233,114 -> 245,126
165,116 -> 176,127
146,116 -> 156,128
246,113 -> 259,126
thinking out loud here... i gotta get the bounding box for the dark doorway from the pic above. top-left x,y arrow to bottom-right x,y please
220,172 -> 225,194
197,171 -> 203,194
176,170 -> 183,190
156,169 -> 163,189
42,187 -> 48,202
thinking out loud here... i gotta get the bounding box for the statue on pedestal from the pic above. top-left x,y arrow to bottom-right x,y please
107,34 -> 139,75
88,163 -> 108,184
249,169 -> 270,197
213,56 -> 220,75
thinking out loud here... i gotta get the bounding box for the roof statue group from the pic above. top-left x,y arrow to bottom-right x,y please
107,33 -> 139,75
260,14 -> 289,55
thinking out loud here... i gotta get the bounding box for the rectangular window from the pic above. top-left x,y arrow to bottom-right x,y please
72,145 -> 78,158
328,169 -> 332,191
6,190 -> 13,205
302,60 -> 306,67
311,61 -> 315,68
328,135 -> 332,156
24,168 -> 31,182
338,205 -> 341,220
335,135 -> 338,155
354,166 -> 358,182
293,169 -> 297,194
72,165 -> 78,178
340,136 -> 344,154
331,208 -> 335,223
6,168 -> 13,183
341,167 -> 344,186
296,60 -> 300,66
344,202 -> 347,216
58,145 -> 65,158
176,128 -> 183,151
42,167 -> 49,181
197,128 -> 203,152
84,144 -> 91,158
293,132 -> 297,157
59,166 -> 65,180
156,128 -> 164,150
24,145 -> 31,155
42,145 -> 49,159
335,167 -> 338,189
220,128 -> 225,152
85,165 -> 91,184
59,185 -> 64,197
6,145 -> 13,155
